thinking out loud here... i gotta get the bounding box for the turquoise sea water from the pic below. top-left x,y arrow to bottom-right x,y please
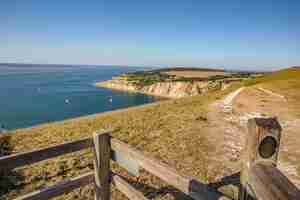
0,64 -> 158,130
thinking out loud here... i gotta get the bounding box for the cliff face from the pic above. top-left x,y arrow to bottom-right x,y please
140,81 -> 222,98
96,80 -> 229,98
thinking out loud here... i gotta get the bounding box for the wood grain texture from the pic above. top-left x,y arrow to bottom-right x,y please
111,148 -> 139,176
240,117 -> 282,200
14,172 -> 94,200
111,138 -> 231,200
249,164 -> 300,200
0,137 -> 93,170
245,117 -> 281,167
112,174 -> 149,200
93,132 -> 111,200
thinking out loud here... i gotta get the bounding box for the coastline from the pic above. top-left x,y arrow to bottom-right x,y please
95,79 -> 226,99
0,65 -> 157,131
1,83 -> 242,200
95,80 -> 174,99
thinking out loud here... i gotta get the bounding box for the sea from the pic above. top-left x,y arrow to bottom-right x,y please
0,64 -> 158,130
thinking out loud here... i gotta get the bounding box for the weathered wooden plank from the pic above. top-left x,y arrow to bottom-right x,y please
249,164 -> 300,200
0,137 -> 93,170
111,138 -> 230,200
111,148 -> 139,176
14,172 -> 94,200
93,132 -> 111,200
112,174 -> 149,200
240,117 -> 282,200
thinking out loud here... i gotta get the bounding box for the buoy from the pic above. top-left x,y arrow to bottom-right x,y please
65,99 -> 70,104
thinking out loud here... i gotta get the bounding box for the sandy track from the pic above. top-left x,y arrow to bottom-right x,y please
207,86 -> 300,188
228,87 -> 300,187
257,87 -> 287,101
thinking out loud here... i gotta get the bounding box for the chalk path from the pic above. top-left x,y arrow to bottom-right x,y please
257,87 -> 287,101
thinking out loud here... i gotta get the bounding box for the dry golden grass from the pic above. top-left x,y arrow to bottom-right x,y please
259,77 -> 300,177
257,67 -> 300,116
242,67 -> 300,179
162,70 -> 230,78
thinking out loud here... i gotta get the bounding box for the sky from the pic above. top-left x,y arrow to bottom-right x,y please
0,0 -> 299,70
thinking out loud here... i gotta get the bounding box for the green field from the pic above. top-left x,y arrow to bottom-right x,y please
114,67 -> 254,87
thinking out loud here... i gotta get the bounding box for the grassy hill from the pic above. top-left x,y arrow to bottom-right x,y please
243,66 -> 300,179
245,66 -> 300,109
244,66 -> 300,85
114,67 -> 253,87
0,84 -> 241,200
0,66 -> 299,199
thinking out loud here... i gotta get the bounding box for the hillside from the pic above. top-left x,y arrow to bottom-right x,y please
234,67 -> 300,185
0,83 -> 242,200
1,67 -> 300,200
158,67 -> 229,78
96,68 -> 253,98
244,66 -> 300,85
241,67 -> 300,117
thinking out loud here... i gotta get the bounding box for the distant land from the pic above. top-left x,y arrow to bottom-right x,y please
0,62 -> 272,73
96,67 -> 261,98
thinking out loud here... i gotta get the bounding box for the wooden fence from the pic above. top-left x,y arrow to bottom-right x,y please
0,118 -> 300,200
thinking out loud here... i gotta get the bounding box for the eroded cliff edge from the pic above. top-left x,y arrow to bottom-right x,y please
96,79 -> 231,98
95,68 -> 252,98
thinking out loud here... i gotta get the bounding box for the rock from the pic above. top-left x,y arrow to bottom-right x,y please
195,115 -> 208,121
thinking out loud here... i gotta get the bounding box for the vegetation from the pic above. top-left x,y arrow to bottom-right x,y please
241,67 -> 300,123
0,82 -> 243,200
257,67 -> 300,124
115,67 -> 255,87
117,71 -> 172,86
1,66 -> 299,199
153,67 -> 227,73
243,67 -> 300,86
243,67 -> 300,178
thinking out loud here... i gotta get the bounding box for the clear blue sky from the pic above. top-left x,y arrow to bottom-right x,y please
1,0 -> 299,70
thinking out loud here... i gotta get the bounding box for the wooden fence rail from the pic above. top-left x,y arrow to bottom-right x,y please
0,137 -> 93,170
1,118 -> 300,200
0,132 -> 229,200
15,172 -> 94,200
248,164 -> 300,200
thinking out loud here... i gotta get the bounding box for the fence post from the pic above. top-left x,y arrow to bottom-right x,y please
239,117 -> 281,200
93,131 -> 111,200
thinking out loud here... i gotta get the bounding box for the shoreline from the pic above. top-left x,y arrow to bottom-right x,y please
95,79 -> 227,99
95,80 -> 176,99
7,96 -> 168,133
4,96 -> 166,132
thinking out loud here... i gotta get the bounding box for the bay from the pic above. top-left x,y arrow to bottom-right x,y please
0,64 -> 158,130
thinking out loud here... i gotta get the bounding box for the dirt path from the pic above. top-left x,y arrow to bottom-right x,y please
233,86 -> 300,187
205,86 -> 300,188
202,88 -> 246,181
257,87 -> 287,101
